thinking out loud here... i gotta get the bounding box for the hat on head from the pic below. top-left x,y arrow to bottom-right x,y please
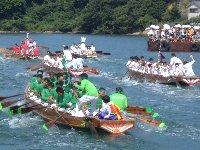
116,87 -> 123,93
79,73 -> 88,79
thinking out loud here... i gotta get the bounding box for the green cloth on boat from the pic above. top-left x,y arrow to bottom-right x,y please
110,93 -> 128,111
74,79 -> 98,97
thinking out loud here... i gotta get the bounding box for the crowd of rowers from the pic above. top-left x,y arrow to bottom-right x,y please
43,47 -> 84,71
29,71 -> 128,120
68,36 -> 96,56
147,24 -> 200,42
126,52 -> 196,77
10,33 -> 39,57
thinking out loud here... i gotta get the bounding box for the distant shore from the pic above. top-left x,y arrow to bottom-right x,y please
0,30 -> 148,36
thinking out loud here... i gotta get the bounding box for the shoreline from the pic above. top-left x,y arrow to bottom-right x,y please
0,30 -> 147,36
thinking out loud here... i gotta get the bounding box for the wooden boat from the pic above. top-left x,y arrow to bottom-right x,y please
25,87 -> 135,134
42,65 -> 100,77
71,51 -> 111,58
148,39 -> 200,52
128,69 -> 200,86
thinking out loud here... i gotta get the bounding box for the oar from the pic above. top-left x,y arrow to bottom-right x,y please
0,93 -> 24,101
42,111 -> 67,132
127,113 -> 166,129
8,101 -> 33,113
0,99 -> 23,111
27,63 -> 43,71
95,51 -> 103,53
102,52 -> 111,55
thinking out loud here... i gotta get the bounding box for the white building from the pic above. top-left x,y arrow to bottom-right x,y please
188,0 -> 200,19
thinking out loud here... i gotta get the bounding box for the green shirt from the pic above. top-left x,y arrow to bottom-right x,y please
110,93 -> 128,111
41,88 -> 51,102
75,79 -> 98,97
56,92 -> 77,108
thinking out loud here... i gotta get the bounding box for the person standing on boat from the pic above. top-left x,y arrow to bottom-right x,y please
183,55 -> 196,77
110,87 -> 128,112
63,45 -> 73,67
74,73 -> 99,115
158,51 -> 165,63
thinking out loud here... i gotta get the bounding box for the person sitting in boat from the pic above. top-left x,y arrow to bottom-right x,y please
110,87 -> 128,112
90,44 -> 95,52
139,56 -> 146,73
170,53 -> 183,75
173,63 -> 185,76
126,56 -> 135,68
30,74 -> 44,95
44,51 -> 53,66
146,58 -> 154,74
55,86 -> 77,108
74,73 -> 99,116
96,87 -> 107,109
32,46 -> 39,58
53,52 -> 64,69
66,54 -> 84,70
160,62 -> 170,77
98,95 -> 123,120
41,81 -> 57,103
183,55 -> 196,77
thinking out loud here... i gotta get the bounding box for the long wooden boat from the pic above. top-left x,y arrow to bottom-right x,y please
0,47 -> 41,60
128,69 -> 200,86
42,64 -> 100,77
25,87 -> 135,134
71,51 -> 111,58
148,39 -> 200,52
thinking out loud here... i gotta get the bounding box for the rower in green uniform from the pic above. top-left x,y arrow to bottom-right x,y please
74,73 -> 98,115
96,87 -> 106,109
74,73 -> 98,97
41,81 -> 57,102
30,74 -> 44,95
110,87 -> 128,111
56,87 -> 77,108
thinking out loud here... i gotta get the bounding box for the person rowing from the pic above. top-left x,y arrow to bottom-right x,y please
66,54 -> 84,70
110,87 -> 128,112
73,73 -> 98,116
183,55 -> 196,77
55,86 -> 77,108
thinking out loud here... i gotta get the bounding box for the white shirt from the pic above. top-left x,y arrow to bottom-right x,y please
80,43 -> 87,51
90,45 -> 95,51
63,50 -> 72,61
170,56 -> 183,66
67,58 -> 84,70
183,60 -> 195,77
44,55 -> 51,65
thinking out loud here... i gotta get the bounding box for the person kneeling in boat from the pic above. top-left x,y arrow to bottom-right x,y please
74,73 -> 99,116
110,87 -> 128,112
55,86 -> 77,108
98,95 -> 123,120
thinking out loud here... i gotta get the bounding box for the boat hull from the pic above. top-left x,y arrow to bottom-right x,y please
25,88 -> 134,134
128,70 -> 200,86
148,40 -> 200,52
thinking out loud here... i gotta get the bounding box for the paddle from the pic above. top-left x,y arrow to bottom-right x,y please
102,52 -> 111,55
27,63 -> 43,71
42,111 -> 67,132
0,99 -> 23,111
0,94 -> 24,101
127,113 -> 166,129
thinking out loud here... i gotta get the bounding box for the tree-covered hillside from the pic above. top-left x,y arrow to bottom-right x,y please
0,0 -> 183,34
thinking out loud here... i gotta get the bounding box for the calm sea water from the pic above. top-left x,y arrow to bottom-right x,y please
0,34 -> 200,150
